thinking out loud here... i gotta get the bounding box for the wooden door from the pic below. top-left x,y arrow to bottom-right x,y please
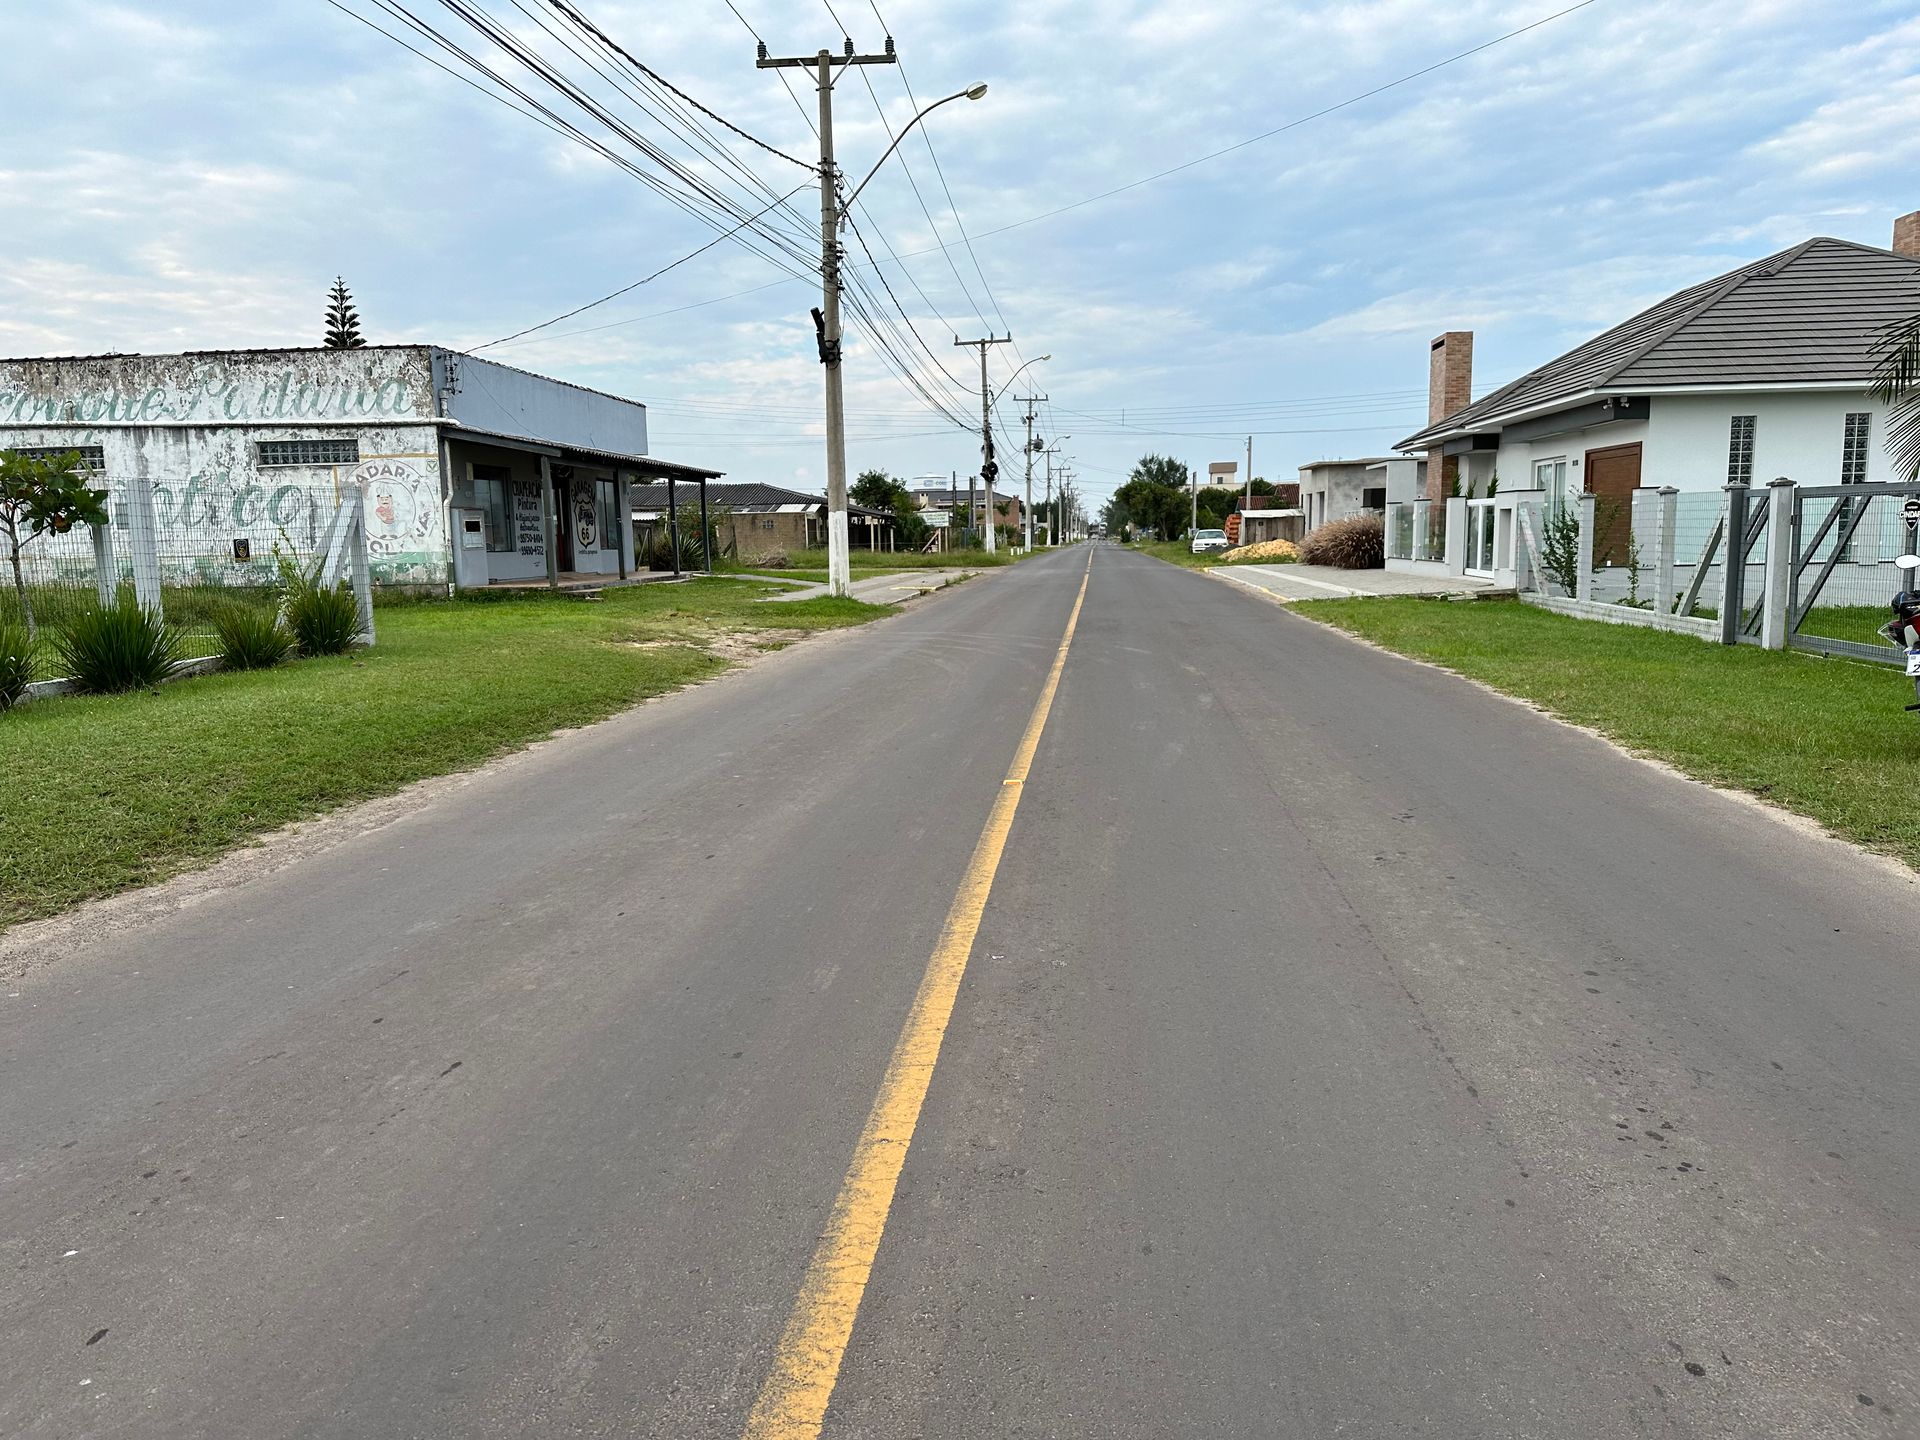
1584,442 -> 1641,566
553,473 -> 575,572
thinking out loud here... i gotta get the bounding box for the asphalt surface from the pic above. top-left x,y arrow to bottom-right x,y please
4,544 -> 1919,1438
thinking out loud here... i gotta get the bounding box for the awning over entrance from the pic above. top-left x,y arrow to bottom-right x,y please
440,425 -> 723,589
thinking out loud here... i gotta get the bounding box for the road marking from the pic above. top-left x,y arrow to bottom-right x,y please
743,549 -> 1094,1440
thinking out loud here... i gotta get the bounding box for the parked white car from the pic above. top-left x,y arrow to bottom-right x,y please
1190,528 -> 1229,554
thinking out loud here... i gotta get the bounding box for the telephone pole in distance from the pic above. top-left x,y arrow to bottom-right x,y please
1017,390 -> 1046,553
954,334 -> 1013,552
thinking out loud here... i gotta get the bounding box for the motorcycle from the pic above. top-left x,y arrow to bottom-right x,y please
1880,553 -> 1920,710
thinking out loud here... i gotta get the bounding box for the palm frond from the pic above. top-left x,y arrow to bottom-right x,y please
1871,309 -> 1920,483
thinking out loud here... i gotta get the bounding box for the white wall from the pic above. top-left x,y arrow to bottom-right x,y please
1643,389 -> 1894,489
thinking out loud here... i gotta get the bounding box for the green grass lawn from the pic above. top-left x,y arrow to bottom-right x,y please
1296,595 -> 1920,869
0,579 -> 882,931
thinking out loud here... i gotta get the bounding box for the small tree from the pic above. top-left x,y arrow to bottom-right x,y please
1538,498 -> 1582,595
0,449 -> 110,639
324,278 -> 366,349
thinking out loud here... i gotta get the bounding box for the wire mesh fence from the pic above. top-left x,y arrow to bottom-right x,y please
1790,486 -> 1917,654
3,473 -> 339,681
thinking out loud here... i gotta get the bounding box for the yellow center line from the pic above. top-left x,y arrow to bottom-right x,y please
743,548 -> 1096,1440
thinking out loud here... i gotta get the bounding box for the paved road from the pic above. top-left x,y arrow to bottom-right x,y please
4,545 -> 1919,1437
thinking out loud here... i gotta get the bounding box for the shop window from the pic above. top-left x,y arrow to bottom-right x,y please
258,438 -> 359,467
594,479 -> 617,550
473,463 -> 514,553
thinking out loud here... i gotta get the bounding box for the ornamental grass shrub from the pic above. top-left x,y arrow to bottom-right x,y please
1298,513 -> 1385,569
213,603 -> 296,670
50,599 -> 184,693
0,619 -> 33,710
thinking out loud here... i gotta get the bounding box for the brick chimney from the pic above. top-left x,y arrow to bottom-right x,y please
1426,330 -> 1473,504
1895,209 -> 1920,259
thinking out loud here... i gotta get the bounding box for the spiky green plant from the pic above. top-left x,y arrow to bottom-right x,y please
50,599 -> 183,693
284,582 -> 360,656
213,603 -> 295,670
0,618 -> 33,709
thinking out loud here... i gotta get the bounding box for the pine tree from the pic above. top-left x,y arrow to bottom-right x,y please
324,278 -> 366,349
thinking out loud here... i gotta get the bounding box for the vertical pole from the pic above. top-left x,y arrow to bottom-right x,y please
699,477 -> 712,575
538,455 -> 558,589
667,471 -> 680,578
1189,462 -> 1196,539
125,472 -> 162,616
1023,404 -> 1035,553
977,344 -> 996,555
1760,477 -> 1795,650
349,488 -> 376,644
1575,491 -> 1596,603
1653,486 -> 1677,616
1245,434 -> 1253,514
90,520 -> 116,607
1719,479 -> 1749,645
616,471 -> 632,580
816,51 -> 852,599
1042,452 -> 1051,546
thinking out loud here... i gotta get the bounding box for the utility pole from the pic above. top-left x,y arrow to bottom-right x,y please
1016,391 -> 1045,552
955,334 -> 1012,552
758,38 -> 899,598
1245,434 -> 1253,513
1189,460 -> 1197,540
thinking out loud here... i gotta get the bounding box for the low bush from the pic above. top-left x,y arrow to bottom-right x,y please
50,599 -> 184,693
214,603 -> 295,670
285,582 -> 361,656
1,618 -> 33,709
1299,513 -> 1384,569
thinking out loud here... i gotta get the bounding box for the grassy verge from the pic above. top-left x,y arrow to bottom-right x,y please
0,578 -> 883,930
1296,595 -> 1920,868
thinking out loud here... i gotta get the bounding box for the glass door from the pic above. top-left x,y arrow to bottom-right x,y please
1465,501 -> 1496,576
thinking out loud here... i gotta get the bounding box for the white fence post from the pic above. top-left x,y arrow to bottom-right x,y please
1653,487 -> 1677,616
1575,491 -> 1596,603
1760,477 -> 1795,650
1514,498 -> 1541,593
349,489 -> 375,645
90,521 -> 117,607
123,473 -> 163,616
1445,495 -> 1467,575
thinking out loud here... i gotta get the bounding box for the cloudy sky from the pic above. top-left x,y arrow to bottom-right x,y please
4,0 -> 1917,507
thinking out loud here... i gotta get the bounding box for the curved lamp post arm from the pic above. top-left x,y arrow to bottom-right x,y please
840,83 -> 987,216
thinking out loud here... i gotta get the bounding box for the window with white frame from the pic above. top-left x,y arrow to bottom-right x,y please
1841,412 -> 1871,485
1726,416 -> 1756,486
257,438 -> 360,467
1533,457 -> 1568,513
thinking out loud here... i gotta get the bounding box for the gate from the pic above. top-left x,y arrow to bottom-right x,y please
1783,482 -> 1920,662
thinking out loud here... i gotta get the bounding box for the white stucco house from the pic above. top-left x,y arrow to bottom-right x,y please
1298,456 -> 1422,532
1389,210 -> 1920,585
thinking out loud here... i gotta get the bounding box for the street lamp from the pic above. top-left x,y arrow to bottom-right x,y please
795,75 -> 987,598
999,353 -> 1051,553
1044,436 -> 1070,547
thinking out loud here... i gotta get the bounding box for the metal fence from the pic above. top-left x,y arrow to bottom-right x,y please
1784,484 -> 1920,660
3,472 -> 368,681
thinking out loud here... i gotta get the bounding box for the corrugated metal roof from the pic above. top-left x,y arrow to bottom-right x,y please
1399,237 -> 1920,449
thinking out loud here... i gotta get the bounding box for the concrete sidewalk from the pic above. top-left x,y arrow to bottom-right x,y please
1210,562 -> 1498,601
764,568 -> 978,603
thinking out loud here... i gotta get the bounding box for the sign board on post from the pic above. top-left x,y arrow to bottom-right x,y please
1903,497 -> 1920,521
923,510 -> 951,528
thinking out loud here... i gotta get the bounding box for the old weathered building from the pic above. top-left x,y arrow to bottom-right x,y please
0,346 -> 717,589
